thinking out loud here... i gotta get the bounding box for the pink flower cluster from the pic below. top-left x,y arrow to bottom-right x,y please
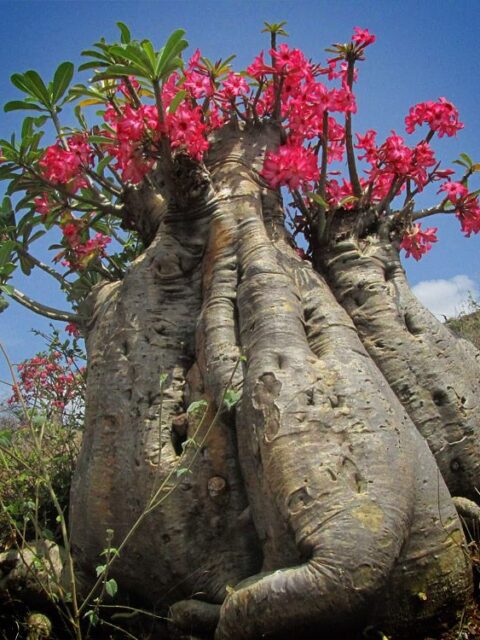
354,131 -> 438,201
34,193 -> 53,217
352,27 -> 376,48
9,351 -> 85,412
65,322 -> 81,337
56,215 -> 111,270
400,223 -> 438,260
405,98 -> 463,138
102,104 -> 157,184
439,181 -> 480,236
261,142 -> 319,189
39,133 -> 93,191
168,103 -> 209,160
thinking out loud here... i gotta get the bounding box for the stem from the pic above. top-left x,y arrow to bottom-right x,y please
85,168 -> 122,197
51,110 -> 68,149
123,76 -> 142,109
152,79 -> 173,172
411,205 -> 454,222
7,286 -> 81,323
376,175 -> 403,215
344,57 -> 362,198
251,80 -> 265,123
319,111 -> 329,201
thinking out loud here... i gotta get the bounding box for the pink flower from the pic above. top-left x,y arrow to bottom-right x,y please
34,193 -> 51,217
39,133 -> 93,189
270,44 -> 309,75
378,132 -> 413,175
400,223 -> 438,260
65,323 -> 81,337
328,84 -> 357,113
246,52 -> 274,79
438,181 -> 469,201
183,70 -> 214,99
221,72 -> 249,98
355,129 -> 378,164
455,195 -> 480,236
352,27 -> 376,48
187,48 -> 202,70
168,104 -> 209,160
261,142 -> 319,190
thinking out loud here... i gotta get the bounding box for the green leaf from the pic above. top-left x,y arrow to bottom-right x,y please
1,196 -> 13,215
460,153 -> 473,168
88,134 -> 114,145
155,29 -> 188,79
0,429 -> 13,447
187,399 -> 208,416
21,117 -> 34,141
224,389 -> 241,410
81,48 -> 111,62
176,467 -> 191,478
95,564 -> 106,576
0,240 -> 15,266
0,284 -> 14,296
105,578 -> 118,598
10,73 -> 33,95
305,191 -> 329,209
93,65 -> 150,81
32,114 -> 49,127
84,609 -> 99,626
0,296 -> 9,313
23,70 -> 52,106
27,229 -> 45,244
141,40 -> 158,73
74,105 -> 88,130
52,61 -> 74,104
109,44 -> 150,72
167,90 -> 187,114
4,100 -> 44,113
0,164 -> 17,181
117,22 -> 131,44
77,60 -> 108,72
339,195 -> 358,207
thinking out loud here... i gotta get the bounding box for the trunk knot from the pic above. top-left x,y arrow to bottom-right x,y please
208,476 -> 227,500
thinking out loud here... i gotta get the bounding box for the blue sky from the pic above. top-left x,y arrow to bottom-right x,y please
1,0 -> 479,392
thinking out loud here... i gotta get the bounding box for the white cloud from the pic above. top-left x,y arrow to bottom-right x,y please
412,275 -> 479,320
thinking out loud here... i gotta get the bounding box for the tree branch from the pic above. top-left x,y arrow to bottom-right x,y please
412,205 -> 455,222
7,287 -> 81,323
16,246 -> 67,287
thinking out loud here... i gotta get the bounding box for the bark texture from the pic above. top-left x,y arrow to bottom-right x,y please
70,123 -> 475,639
71,167 -> 260,606
321,221 -> 480,501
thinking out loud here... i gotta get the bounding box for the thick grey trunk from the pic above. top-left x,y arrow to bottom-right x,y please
70,124 -> 473,639
322,228 -> 480,501
70,183 -> 259,605
206,133 -> 471,639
